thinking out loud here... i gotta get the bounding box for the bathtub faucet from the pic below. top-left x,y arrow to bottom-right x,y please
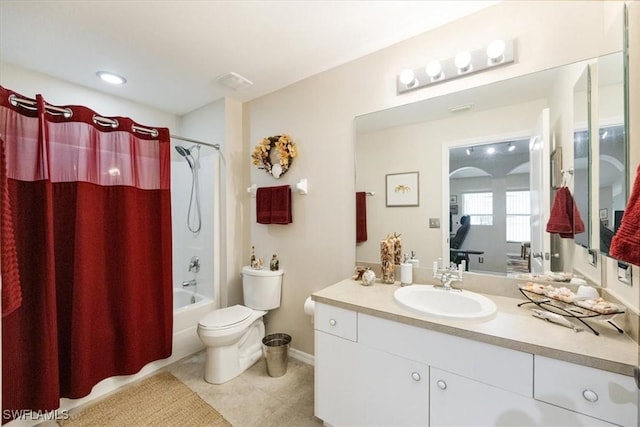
182,279 -> 197,288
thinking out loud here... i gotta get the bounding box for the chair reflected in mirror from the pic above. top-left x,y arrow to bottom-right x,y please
450,215 -> 484,271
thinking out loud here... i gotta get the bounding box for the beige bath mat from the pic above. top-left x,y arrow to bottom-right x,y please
59,371 -> 231,427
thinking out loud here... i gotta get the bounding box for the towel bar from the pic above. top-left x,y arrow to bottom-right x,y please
247,179 -> 308,197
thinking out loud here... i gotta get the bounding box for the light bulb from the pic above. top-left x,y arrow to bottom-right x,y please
455,51 -> 472,73
426,60 -> 443,79
399,69 -> 416,86
486,39 -> 506,64
508,143 -> 515,152
486,146 -> 496,155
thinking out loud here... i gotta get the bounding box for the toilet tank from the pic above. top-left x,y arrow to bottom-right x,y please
242,266 -> 284,310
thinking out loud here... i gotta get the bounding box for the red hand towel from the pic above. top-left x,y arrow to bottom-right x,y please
546,187 -> 573,235
256,187 -> 273,224
356,192 -> 367,243
566,188 -> 585,236
1,137 -> 22,317
271,185 -> 292,224
610,164 -> 640,265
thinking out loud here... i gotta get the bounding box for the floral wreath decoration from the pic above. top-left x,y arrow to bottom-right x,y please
251,134 -> 297,178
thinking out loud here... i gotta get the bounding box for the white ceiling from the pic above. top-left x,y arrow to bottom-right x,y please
0,0 -> 498,116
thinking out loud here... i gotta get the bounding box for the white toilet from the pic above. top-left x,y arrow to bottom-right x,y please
197,266 -> 283,384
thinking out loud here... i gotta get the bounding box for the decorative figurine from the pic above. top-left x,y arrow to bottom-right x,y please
270,254 -> 279,271
250,246 -> 258,269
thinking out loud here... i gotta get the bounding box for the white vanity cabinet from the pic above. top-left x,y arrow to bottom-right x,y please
314,302 -> 637,427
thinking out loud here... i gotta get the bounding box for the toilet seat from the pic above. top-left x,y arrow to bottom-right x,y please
198,305 -> 260,331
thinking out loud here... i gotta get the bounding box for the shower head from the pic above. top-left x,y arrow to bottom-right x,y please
175,145 -> 195,169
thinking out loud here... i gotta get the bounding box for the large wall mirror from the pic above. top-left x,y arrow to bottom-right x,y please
355,53 -> 627,286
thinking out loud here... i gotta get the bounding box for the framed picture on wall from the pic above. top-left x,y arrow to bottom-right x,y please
386,171 -> 419,207
449,195 -> 457,204
450,204 -> 459,215
599,208 -> 608,219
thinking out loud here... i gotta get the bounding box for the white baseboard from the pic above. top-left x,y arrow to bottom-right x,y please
289,347 -> 314,366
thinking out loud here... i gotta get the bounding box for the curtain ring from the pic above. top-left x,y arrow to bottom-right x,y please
92,115 -> 118,129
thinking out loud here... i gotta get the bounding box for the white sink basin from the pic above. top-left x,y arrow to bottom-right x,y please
394,285 -> 497,321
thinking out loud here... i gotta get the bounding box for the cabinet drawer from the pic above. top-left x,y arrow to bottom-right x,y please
358,313 -> 533,396
315,303 -> 357,341
534,355 -> 637,426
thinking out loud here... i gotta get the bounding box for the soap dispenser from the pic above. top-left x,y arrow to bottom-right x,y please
400,254 -> 413,287
407,251 -> 419,268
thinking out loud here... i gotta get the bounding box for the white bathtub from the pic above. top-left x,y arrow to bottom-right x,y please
173,288 -> 215,360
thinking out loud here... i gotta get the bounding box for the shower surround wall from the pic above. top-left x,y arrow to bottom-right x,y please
171,142 -> 217,301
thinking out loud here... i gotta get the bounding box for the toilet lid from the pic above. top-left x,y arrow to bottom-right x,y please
199,305 -> 253,329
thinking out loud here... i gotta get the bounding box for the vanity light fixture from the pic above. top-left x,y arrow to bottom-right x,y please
508,143 -> 515,152
486,146 -> 496,155
96,71 -> 127,85
466,147 -> 474,156
397,39 -> 515,95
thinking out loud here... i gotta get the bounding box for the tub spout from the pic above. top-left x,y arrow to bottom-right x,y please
182,279 -> 197,288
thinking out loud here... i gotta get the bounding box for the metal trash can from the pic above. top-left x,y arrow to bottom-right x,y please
262,333 -> 291,377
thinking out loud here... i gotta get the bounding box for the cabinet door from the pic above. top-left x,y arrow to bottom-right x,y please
430,368 -> 616,427
315,331 -> 360,426
315,330 -> 429,426
354,343 -> 429,427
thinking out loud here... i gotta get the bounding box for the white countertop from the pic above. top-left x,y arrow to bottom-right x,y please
312,278 -> 639,376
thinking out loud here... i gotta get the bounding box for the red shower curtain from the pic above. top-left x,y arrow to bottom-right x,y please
1,86 -> 173,422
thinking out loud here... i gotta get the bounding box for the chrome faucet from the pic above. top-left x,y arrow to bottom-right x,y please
432,262 -> 463,291
182,279 -> 197,288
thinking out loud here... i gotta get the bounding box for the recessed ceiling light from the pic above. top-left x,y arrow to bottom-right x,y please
96,71 -> 127,85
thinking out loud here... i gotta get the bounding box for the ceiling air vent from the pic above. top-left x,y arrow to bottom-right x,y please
215,72 -> 253,90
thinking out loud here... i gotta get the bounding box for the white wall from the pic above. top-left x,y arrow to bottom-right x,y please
245,0 -> 633,355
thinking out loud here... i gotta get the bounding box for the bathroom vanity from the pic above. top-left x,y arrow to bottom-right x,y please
312,279 -> 638,427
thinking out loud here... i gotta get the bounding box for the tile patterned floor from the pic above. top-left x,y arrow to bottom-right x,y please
168,351 -> 323,427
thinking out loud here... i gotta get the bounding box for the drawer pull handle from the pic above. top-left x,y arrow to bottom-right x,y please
411,372 -> 421,381
582,389 -> 598,402
329,319 -> 337,326
436,380 -> 447,390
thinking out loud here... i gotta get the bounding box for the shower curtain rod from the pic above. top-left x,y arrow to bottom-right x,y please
170,134 -> 220,151
7,94 -> 221,151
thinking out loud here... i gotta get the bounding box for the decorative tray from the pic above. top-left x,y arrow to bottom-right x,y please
517,283 -> 625,336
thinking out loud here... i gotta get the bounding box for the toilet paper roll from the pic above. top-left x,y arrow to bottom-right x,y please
304,296 -> 315,316
400,263 -> 412,285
